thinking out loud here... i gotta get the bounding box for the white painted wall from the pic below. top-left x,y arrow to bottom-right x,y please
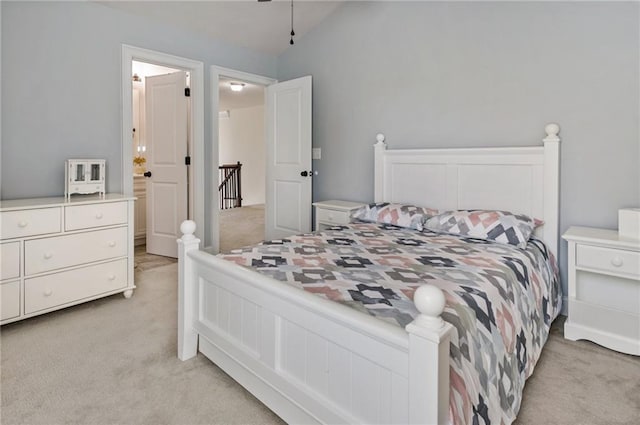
1,1 -> 277,247
219,105 -> 265,206
277,1 -> 640,302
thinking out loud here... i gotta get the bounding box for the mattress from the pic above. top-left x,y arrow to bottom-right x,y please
220,222 -> 562,425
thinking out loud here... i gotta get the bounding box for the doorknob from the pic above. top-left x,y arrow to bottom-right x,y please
143,171 -> 152,178
300,170 -> 313,177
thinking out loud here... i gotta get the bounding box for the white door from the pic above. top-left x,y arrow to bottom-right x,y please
145,71 -> 188,258
265,76 -> 312,241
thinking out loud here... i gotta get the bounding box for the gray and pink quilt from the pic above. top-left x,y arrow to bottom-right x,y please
220,222 -> 562,425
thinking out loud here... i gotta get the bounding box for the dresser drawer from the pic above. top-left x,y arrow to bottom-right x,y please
25,259 -> 127,314
316,208 -> 351,225
25,227 -> 127,275
1,280 -> 20,321
1,242 -> 20,281
0,207 -> 61,239
576,244 -> 640,278
65,201 -> 128,231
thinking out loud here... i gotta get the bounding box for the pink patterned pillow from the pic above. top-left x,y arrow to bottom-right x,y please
424,210 -> 536,249
351,203 -> 438,231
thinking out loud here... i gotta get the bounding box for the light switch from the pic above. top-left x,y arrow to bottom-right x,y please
312,148 -> 322,160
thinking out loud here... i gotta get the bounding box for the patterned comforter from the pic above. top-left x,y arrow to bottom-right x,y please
220,222 -> 562,425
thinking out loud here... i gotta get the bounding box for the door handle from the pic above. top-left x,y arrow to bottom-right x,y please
300,170 -> 313,177
143,171 -> 152,178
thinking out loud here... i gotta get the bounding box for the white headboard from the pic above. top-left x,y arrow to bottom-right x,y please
374,123 -> 561,257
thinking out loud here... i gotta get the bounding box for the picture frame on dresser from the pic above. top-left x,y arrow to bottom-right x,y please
0,194 -> 136,325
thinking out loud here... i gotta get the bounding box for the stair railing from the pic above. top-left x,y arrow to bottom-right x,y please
218,162 -> 242,210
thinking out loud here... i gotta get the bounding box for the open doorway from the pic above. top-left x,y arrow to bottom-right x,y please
130,61 -> 189,265
217,77 -> 267,252
210,66 -> 275,254
121,45 -> 205,262
210,66 -> 312,254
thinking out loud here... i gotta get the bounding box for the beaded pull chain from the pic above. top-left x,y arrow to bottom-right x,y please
289,0 -> 295,45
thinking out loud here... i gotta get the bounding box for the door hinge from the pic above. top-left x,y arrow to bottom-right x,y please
184,87 -> 190,97
185,156 -> 191,166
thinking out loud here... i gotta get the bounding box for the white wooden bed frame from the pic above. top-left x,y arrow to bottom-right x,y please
178,123 -> 561,425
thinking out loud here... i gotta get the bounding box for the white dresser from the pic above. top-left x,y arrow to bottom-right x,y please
563,226 -> 640,355
0,194 -> 136,325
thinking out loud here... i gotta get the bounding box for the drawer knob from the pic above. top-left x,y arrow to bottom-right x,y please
43,252 -> 53,260
108,274 -> 116,281
18,221 -> 28,228
108,241 -> 116,247
96,213 -> 103,219
43,289 -> 53,297
611,257 -> 624,267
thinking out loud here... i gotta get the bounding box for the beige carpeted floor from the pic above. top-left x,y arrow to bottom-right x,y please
2,261 -> 639,424
219,204 -> 265,253
1,263 -> 283,425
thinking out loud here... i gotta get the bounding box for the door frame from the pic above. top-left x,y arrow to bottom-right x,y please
210,65 -> 276,253
121,45 -> 205,242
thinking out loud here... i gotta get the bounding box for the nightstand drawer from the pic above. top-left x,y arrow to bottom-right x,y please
577,244 -> 640,278
316,208 -> 350,225
65,201 -> 128,231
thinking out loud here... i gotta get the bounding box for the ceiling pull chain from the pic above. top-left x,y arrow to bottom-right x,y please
290,0 -> 295,45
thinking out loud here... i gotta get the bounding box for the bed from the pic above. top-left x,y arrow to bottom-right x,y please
177,123 -> 562,425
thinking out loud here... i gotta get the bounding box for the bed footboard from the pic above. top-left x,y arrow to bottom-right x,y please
178,221 -> 453,425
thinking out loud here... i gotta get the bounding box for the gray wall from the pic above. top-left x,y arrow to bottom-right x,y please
2,1 -> 638,299
1,1 -> 277,245
277,1 -> 640,301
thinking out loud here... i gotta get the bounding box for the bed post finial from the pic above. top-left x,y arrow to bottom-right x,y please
411,284 -> 447,331
543,123 -> 560,143
375,133 -> 386,145
180,220 -> 197,241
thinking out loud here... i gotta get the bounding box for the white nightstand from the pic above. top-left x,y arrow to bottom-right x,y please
312,200 -> 366,231
563,226 -> 640,355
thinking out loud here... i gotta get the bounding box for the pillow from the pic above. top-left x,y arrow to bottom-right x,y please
351,203 -> 438,231
424,210 -> 536,249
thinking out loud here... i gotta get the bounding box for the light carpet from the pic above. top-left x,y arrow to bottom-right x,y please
219,205 -> 265,253
1,262 -> 639,425
1,264 -> 282,425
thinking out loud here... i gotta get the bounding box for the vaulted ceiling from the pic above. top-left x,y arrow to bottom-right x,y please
98,1 -> 344,55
